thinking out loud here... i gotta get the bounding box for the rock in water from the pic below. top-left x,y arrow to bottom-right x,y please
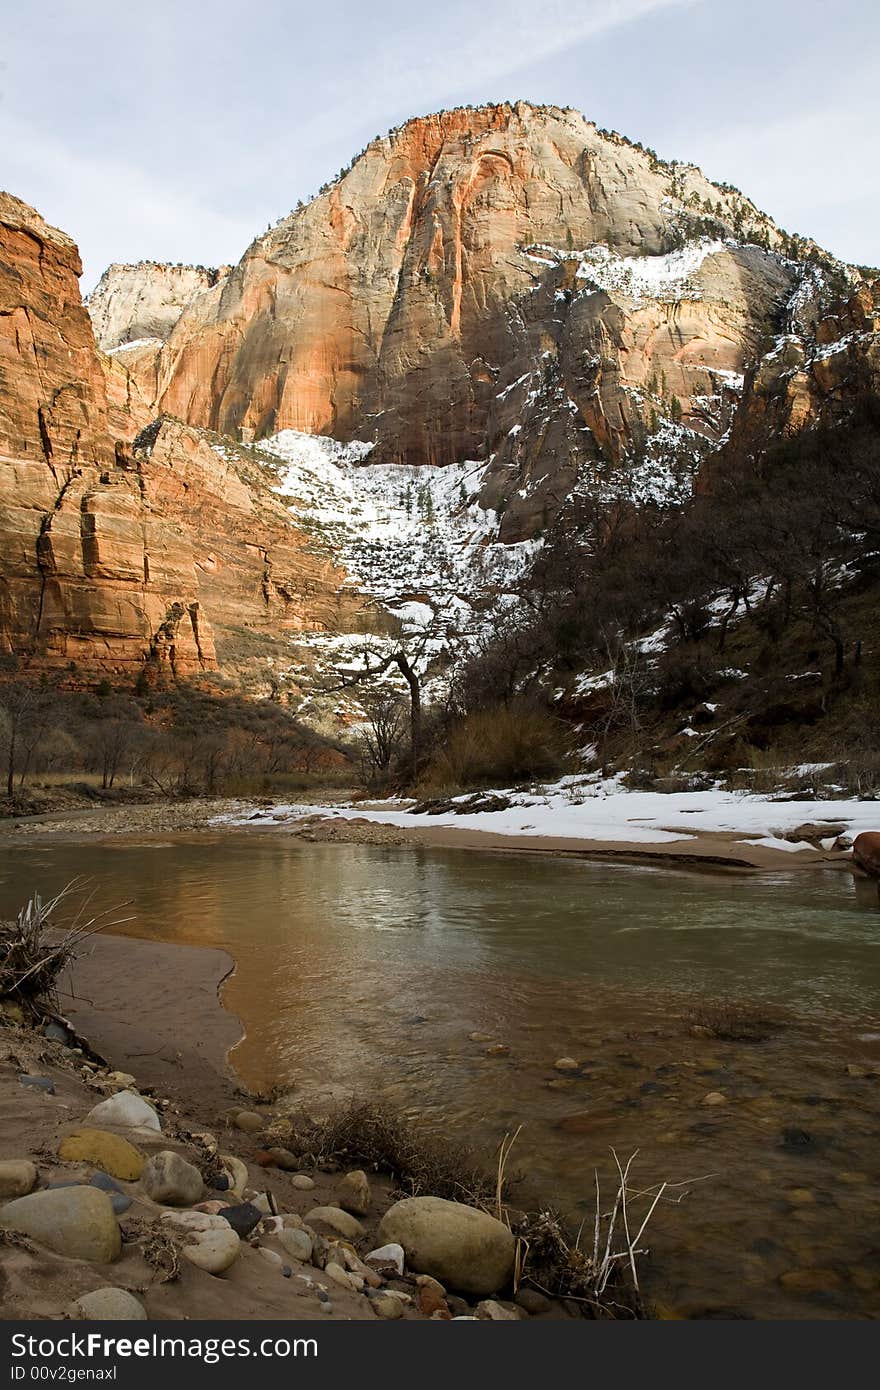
0,1187 -> 121,1262
59,1130 -> 146,1181
377,1197 -> 515,1296
303,1206 -> 364,1239
140,1151 -> 204,1206
337,1169 -> 371,1216
85,1092 -> 161,1132
0,1161 -> 37,1200
853,832 -> 880,878
67,1288 -> 147,1320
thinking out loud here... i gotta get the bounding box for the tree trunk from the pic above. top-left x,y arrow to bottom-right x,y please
395,651 -> 422,782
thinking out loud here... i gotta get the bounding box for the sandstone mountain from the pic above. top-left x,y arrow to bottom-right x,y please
1,103 -> 878,698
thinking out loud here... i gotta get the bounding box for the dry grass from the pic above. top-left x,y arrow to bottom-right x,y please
123,1218 -> 181,1284
294,1101 -> 502,1207
516,1151 -> 708,1319
684,998 -> 782,1043
0,882 -> 132,1019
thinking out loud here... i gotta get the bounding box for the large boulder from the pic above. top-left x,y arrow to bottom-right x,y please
377,1196 -> 515,1295
853,832 -> 880,878
0,1187 -> 121,1262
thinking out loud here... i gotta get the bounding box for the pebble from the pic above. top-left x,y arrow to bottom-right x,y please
221,1202 -> 263,1238
18,1074 -> 55,1094
365,1243 -> 405,1276
290,1174 -> 315,1190
325,1261 -> 356,1291
66,1288 -> 146,1321
59,1129 -> 145,1182
85,1091 -> 161,1133
553,1057 -> 579,1073
702,1092 -> 727,1106
257,1247 -> 284,1267
140,1151 -> 205,1206
467,1032 -> 491,1043
162,1211 -> 230,1233
182,1226 -> 241,1275
233,1110 -> 264,1134
786,1188 -> 815,1206
304,1206 -> 365,1239
337,1169 -> 371,1217
0,1160 -> 37,1200
485,1044 -> 510,1056
0,1187 -> 121,1263
106,1072 -> 137,1088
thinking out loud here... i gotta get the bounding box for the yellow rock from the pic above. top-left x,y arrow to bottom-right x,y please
59,1129 -> 145,1181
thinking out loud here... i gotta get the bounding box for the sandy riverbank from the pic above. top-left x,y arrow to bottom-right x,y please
2,791 -> 874,871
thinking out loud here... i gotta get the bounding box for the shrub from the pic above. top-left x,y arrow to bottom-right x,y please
422,702 -> 570,792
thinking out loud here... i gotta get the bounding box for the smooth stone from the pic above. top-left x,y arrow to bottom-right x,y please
377,1197 -> 515,1296
89,1175 -> 132,1215
219,1154 -> 248,1195
233,1111 -> 264,1134
514,1287 -> 552,1315
702,1092 -> 727,1106
0,1160 -> 37,1200
467,1032 -> 491,1043
256,1148 -> 298,1170
59,1130 -> 145,1182
161,1211 -> 230,1233
182,1226 -> 240,1275
371,1293 -> 404,1319
257,1247 -> 283,1267
280,1227 -> 313,1264
365,1243 -> 405,1276
553,1057 -> 579,1073
0,1187 -> 120,1263
337,1169 -> 371,1217
220,1202 -> 263,1238
304,1206 -> 365,1240
18,1074 -> 55,1095
476,1299 -> 523,1320
140,1151 -> 204,1206
85,1092 -> 161,1133
106,1072 -> 137,1088
43,1022 -> 70,1045
485,1044 -> 509,1056
325,1261 -> 356,1290
290,1174 -> 315,1190
67,1288 -> 146,1320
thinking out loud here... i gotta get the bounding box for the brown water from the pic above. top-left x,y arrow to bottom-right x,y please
2,832 -> 879,1319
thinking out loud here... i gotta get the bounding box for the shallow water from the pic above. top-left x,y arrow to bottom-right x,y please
2,833 -> 879,1318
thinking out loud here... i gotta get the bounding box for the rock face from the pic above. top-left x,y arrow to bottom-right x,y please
377,1195 -> 515,1295
0,192 -> 113,468
146,104 -> 792,539
87,262 -> 230,351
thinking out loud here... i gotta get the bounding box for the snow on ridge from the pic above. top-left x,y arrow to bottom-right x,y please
523,238 -> 727,302
105,336 -> 163,355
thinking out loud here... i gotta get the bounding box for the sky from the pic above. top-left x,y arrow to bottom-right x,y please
1,0 -> 878,289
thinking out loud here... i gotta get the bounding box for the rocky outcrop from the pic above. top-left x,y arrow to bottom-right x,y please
149,104 -> 788,501
87,262 -> 230,351
0,191 -> 113,468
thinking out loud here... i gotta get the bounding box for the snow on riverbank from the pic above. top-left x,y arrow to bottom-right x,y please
217,775 -> 879,851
